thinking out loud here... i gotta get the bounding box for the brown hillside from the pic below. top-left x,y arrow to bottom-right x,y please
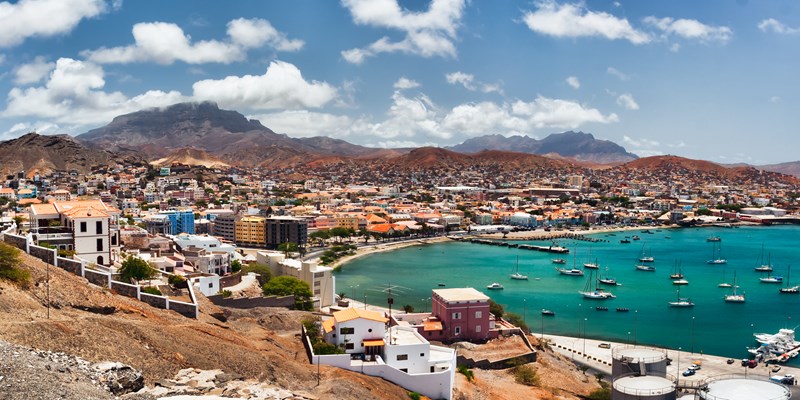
623,155 -> 731,175
151,147 -> 230,168
0,251 -> 409,400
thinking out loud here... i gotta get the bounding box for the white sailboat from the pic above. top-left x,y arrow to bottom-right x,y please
718,264 -> 732,288
755,246 -> 773,272
669,260 -> 684,279
556,250 -> 584,276
510,256 -> 529,280
638,242 -> 655,262
668,286 -> 694,307
780,265 -> 800,294
598,267 -> 619,286
724,272 -> 745,303
579,269 -> 616,299
707,241 -> 727,264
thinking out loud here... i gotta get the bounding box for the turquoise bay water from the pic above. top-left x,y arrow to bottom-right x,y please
335,226 -> 800,362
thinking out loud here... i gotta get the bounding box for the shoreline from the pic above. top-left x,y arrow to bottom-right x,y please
326,236 -> 451,270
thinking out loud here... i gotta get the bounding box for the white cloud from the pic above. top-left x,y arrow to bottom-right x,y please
394,77 -> 421,90
250,110 -> 360,138
607,67 -> 629,80
192,60 -> 337,110
83,18 -> 303,65
0,0 -> 106,48
622,135 -> 659,148
445,71 -> 503,93
14,56 -> 55,85
616,93 -> 639,110
566,76 -> 580,89
511,96 -> 619,129
1,121 -> 61,140
2,57 -> 187,126
643,16 -> 732,43
669,43 -> 681,52
340,0 -> 466,64
522,1 -> 650,44
758,18 -> 800,34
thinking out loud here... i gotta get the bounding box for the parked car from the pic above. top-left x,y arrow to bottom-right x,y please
682,369 -> 696,377
726,358 -> 735,365
689,364 -> 701,371
598,343 -> 611,349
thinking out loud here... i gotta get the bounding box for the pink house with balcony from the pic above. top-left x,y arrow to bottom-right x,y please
432,288 -> 492,342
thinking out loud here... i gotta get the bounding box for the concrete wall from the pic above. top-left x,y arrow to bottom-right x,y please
29,244 -> 56,265
84,268 -> 110,287
140,292 -> 168,309
219,271 -> 242,288
110,280 -> 139,299
56,257 -> 83,275
206,294 -> 295,309
167,300 -> 197,318
3,232 -> 28,251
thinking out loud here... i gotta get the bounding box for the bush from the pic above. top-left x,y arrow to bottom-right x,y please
262,276 -> 313,310
168,274 -> 187,288
513,365 -> 540,386
243,263 -> 272,285
457,365 -> 474,382
504,312 -> 529,333
221,289 -> 232,298
489,299 -> 504,319
0,242 -> 29,285
231,260 -> 242,273
142,286 -> 162,295
313,342 -> 344,355
586,387 -> 611,400
408,392 -> 421,400
118,256 -> 157,284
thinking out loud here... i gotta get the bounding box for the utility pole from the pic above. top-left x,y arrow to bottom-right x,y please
46,260 -> 50,319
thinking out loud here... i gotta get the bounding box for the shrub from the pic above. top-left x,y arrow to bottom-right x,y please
513,365 -> 540,386
221,289 -> 232,298
313,342 -> 344,355
586,387 -> 611,400
231,260 -> 242,273
504,312 -> 529,333
142,286 -> 162,295
489,299 -> 504,319
262,276 -> 313,310
118,256 -> 157,284
408,392 -> 421,400
168,274 -> 187,288
243,263 -> 272,285
457,365 -> 474,382
0,242 -> 29,285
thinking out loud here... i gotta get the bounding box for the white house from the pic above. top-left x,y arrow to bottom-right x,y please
316,308 -> 456,400
257,251 -> 336,308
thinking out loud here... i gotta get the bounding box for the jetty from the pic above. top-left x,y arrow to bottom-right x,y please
468,238 -> 570,253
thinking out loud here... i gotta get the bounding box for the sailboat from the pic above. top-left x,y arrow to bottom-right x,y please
583,257 -> 600,269
639,243 -> 655,263
510,256 -> 529,280
755,246 -> 773,272
779,265 -> 799,294
760,270 -> 783,284
556,250 -> 584,276
718,264 -> 732,288
669,286 -> 695,307
598,267 -> 619,286
579,269 -> 616,299
724,272 -> 745,303
669,260 -> 684,279
707,241 -> 727,264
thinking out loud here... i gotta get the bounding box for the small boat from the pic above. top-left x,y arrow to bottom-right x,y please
755,265 -> 774,272
760,275 -> 783,284
669,286 -> 695,307
755,246 -> 773,272
616,307 -> 630,312
579,270 -> 616,299
620,239 -> 631,244
437,283 -> 446,287
707,241 -> 727,264
541,309 -> 555,316
639,256 -> 655,263
669,261 -> 684,279
724,272 -> 745,303
635,264 -> 656,272
780,266 -> 799,294
583,259 -> 600,269
598,267 -> 619,286
486,282 -> 504,290
632,235 -> 641,241
638,242 -> 654,263
596,306 -> 608,311
510,256 -> 529,280
556,267 -> 584,276
707,236 -> 721,242
552,258 -> 567,264
673,278 -> 689,285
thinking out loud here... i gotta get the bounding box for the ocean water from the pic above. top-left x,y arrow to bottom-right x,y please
334,226 -> 800,362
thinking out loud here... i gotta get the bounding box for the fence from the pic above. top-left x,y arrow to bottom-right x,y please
1,226 -> 198,319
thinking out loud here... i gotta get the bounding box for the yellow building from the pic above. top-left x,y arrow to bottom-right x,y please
235,216 -> 266,246
335,213 -> 360,231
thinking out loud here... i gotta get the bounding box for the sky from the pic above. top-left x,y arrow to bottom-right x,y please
0,0 -> 798,164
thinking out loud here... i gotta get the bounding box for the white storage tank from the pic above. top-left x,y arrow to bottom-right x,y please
612,371 -> 677,400
612,345 -> 669,377
697,375 -> 791,400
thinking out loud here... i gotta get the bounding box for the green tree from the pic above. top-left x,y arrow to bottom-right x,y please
243,263 -> 272,285
0,242 -> 29,284
489,299 -> 505,319
118,256 -> 158,284
505,312 -> 529,333
262,276 -> 313,310
402,304 -> 415,313
231,259 -> 242,273
277,242 -> 299,257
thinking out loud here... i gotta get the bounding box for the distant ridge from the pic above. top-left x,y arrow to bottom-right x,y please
447,131 -> 638,164
151,148 -> 229,169
616,155 -> 798,184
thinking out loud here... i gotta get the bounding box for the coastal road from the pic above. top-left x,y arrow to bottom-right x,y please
542,333 -> 800,396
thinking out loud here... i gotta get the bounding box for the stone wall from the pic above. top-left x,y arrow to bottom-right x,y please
206,295 -> 295,309
110,280 -> 139,299
84,269 -> 110,287
29,244 -> 56,265
167,300 -> 197,319
139,293 -> 168,309
3,232 -> 28,251
219,271 -> 242,288
56,257 -> 83,275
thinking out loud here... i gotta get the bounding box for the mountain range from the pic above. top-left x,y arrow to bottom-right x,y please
0,101 -> 799,178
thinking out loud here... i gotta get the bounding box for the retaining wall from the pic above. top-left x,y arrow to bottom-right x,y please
56,257 -> 83,275
140,292 -> 168,309
219,271 -> 243,288
3,232 -> 27,251
84,268 -> 110,287
110,280 -> 139,299
206,294 -> 295,309
167,300 -> 197,318
29,244 -> 56,265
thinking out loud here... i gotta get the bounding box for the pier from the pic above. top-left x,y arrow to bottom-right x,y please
468,238 -> 570,253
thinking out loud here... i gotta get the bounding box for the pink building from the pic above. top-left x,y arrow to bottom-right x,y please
431,288 -> 492,342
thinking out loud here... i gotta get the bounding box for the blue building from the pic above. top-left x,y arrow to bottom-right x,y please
156,209 -> 195,235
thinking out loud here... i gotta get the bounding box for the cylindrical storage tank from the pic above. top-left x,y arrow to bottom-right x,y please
698,375 -> 791,400
612,345 -> 669,377
612,372 -> 677,400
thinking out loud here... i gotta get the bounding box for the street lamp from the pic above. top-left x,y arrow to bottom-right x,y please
634,310 -> 639,346
350,284 -> 359,302
691,316 -> 695,354
541,311 -> 545,341
677,347 -> 682,387
363,294 -> 367,310
583,317 -> 588,357
523,299 -> 527,323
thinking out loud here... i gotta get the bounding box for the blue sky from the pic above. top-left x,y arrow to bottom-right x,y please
0,0 -> 798,164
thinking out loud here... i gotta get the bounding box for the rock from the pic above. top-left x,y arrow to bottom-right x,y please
214,372 -> 243,383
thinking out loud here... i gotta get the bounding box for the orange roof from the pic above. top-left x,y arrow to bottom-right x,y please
322,318 -> 335,334
363,339 -> 385,347
18,198 -> 42,205
423,320 -> 443,331
333,308 -> 388,324
365,214 -> 387,224
367,223 -> 393,234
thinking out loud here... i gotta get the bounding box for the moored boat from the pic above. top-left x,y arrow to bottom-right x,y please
556,266 -> 584,276
780,265 -> 799,294
635,264 -> 656,271
669,286 -> 695,307
486,282 -> 504,290
552,258 -> 566,264
541,309 -> 555,316
724,272 -> 745,303
510,256 -> 528,280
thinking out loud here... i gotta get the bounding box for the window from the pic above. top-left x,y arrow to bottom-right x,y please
420,353 -> 425,357
400,368 -> 408,373
339,327 -> 354,335
454,326 -> 461,335
96,221 -> 102,234
430,366 -> 435,373
80,221 -> 87,232
111,235 -> 117,246
452,312 -> 461,320
475,311 -> 482,318
368,329 -> 372,333
96,238 -> 103,251
476,325 -> 482,333
96,256 -> 104,265
396,354 -> 408,361
208,283 -> 213,288
345,343 -> 354,350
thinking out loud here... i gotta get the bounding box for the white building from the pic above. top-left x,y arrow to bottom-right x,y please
170,233 -> 237,254
257,251 -> 335,308
316,308 -> 456,400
